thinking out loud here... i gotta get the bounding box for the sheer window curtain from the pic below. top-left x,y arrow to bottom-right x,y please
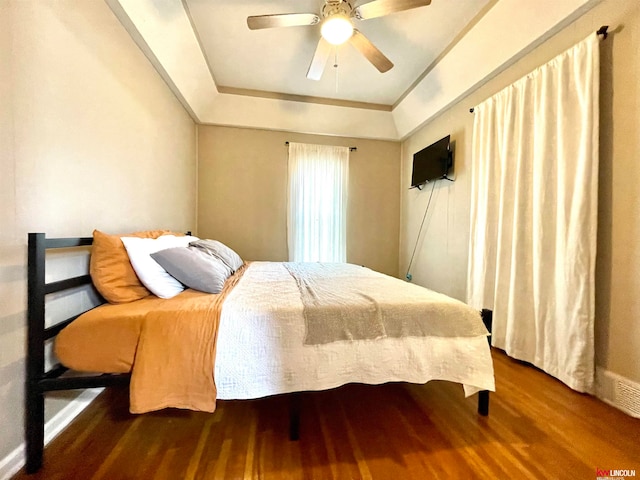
467,33 -> 600,392
287,142 -> 349,262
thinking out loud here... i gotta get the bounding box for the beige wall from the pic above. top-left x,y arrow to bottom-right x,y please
400,0 -> 640,386
198,126 -> 401,276
0,0 -> 196,462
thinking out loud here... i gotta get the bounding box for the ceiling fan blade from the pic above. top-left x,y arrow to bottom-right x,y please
349,30 -> 393,73
247,13 -> 320,30
354,0 -> 431,20
307,37 -> 332,81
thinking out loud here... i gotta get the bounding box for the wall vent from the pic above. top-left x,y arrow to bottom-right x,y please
614,379 -> 640,418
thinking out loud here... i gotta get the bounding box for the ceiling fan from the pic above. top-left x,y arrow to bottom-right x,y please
247,0 -> 432,80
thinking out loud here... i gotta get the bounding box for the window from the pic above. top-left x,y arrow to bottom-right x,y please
287,142 -> 349,262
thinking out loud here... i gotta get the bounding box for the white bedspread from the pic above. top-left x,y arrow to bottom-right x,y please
214,262 -> 495,399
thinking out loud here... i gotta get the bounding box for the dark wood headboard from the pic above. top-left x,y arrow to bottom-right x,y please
26,233 -> 131,474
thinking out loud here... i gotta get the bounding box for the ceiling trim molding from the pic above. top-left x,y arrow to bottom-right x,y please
392,0 -> 498,110
180,0 -> 219,88
108,0 -> 601,141
105,0 -> 398,139
105,0 -> 219,122
217,86 -> 392,112
391,0 -> 602,139
201,93 -> 399,140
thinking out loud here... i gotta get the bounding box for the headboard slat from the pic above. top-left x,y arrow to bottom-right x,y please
44,313 -> 86,340
45,274 -> 93,295
44,237 -> 93,249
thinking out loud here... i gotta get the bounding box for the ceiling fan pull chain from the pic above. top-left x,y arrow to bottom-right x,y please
334,48 -> 339,93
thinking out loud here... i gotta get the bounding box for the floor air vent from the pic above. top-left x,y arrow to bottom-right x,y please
615,380 -> 640,418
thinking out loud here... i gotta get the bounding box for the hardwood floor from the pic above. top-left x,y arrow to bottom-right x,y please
13,350 -> 640,479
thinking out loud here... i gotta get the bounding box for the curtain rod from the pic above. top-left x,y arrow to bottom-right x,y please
285,141 -> 357,152
468,25 -> 609,114
596,25 -> 609,39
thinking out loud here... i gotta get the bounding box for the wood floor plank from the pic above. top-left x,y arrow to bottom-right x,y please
243,408 -> 257,479
12,349 -> 640,479
185,415 -> 214,480
315,396 -> 341,480
337,400 -> 373,480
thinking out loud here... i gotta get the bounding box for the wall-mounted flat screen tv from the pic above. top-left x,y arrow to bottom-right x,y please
410,135 -> 452,188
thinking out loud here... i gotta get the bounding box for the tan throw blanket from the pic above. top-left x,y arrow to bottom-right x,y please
130,264 -> 247,414
283,262 -> 489,346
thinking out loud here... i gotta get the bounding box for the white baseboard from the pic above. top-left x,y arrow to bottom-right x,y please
0,388 -> 103,480
595,367 -> 640,418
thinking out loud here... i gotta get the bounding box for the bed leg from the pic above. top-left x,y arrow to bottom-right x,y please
289,393 -> 300,441
25,386 -> 44,474
478,390 -> 489,416
478,309 -> 492,417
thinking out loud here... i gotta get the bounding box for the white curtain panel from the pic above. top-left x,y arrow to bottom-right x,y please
467,33 -> 600,392
287,142 -> 349,262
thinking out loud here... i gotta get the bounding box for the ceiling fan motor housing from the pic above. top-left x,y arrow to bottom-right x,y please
322,1 -> 354,19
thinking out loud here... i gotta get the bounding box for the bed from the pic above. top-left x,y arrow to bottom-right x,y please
26,232 -> 495,473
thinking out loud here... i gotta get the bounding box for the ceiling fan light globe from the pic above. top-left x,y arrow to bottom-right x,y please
321,15 -> 353,45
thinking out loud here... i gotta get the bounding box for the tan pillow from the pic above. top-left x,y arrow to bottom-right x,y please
90,229 -> 172,304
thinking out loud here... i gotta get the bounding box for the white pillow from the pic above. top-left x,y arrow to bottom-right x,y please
121,235 -> 199,299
